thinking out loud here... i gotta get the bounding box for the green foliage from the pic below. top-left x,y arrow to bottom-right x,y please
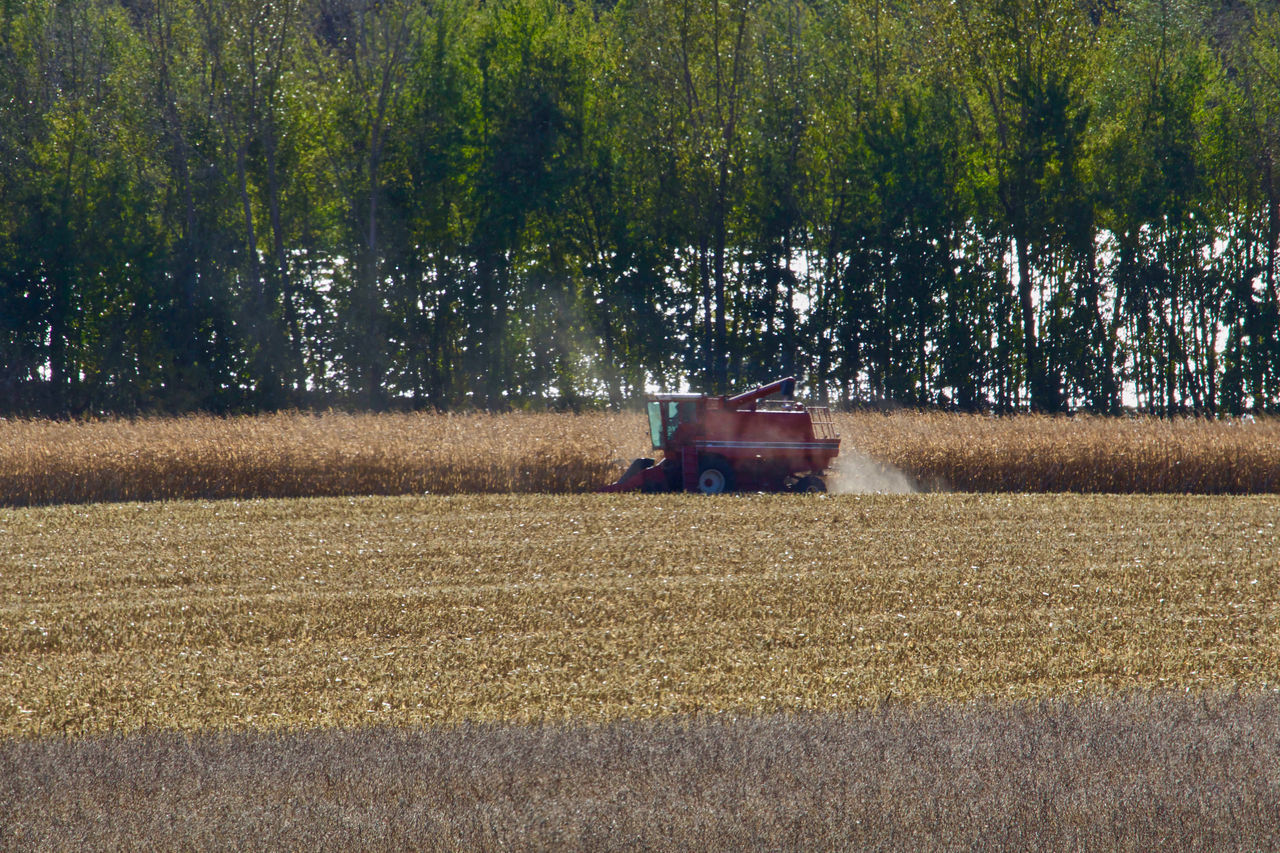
3,0 -> 1280,414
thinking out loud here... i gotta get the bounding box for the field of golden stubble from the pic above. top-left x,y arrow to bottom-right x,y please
2,492 -> 1277,737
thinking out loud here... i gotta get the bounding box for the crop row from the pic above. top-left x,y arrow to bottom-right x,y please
1,411 -> 1279,506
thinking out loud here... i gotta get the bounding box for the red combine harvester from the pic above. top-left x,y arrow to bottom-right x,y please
602,377 -> 840,494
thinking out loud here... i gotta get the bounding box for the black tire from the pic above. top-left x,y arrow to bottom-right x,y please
696,457 -> 735,495
795,475 -> 827,493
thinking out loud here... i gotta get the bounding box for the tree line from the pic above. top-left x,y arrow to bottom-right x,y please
3,0 -> 1280,415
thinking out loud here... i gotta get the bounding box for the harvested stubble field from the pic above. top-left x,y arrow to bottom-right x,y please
3,493 -> 1277,736
3,492 -> 1279,848
2,410 -> 1279,506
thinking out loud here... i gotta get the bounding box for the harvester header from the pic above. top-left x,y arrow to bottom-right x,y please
603,377 -> 839,494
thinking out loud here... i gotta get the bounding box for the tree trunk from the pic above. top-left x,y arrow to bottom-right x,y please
1014,230 -> 1049,411
713,169 -> 729,393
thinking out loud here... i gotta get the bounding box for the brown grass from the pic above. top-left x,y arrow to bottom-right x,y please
3,691 -> 1278,851
3,411 -> 1279,507
3,493 -> 1277,737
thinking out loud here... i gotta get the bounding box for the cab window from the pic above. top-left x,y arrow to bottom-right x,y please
649,400 -> 694,448
665,401 -> 694,445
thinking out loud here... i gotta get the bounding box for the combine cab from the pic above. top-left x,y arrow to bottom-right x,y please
603,377 -> 840,494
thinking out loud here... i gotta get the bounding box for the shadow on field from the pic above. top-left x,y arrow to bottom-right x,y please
2,690 -> 1277,851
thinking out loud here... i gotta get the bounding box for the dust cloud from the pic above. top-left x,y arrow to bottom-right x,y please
828,451 -> 921,494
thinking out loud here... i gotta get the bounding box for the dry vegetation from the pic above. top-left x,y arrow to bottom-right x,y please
3,691 -> 1277,851
841,411 -> 1280,493
3,493 -> 1277,737
2,410 -> 1279,506
0,411 -> 638,506
4,491 -> 1279,848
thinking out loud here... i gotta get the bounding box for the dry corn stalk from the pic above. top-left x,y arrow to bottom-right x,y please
1,411 -> 1279,505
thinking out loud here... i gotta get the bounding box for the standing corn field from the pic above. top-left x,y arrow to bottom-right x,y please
3,412 -> 1280,506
